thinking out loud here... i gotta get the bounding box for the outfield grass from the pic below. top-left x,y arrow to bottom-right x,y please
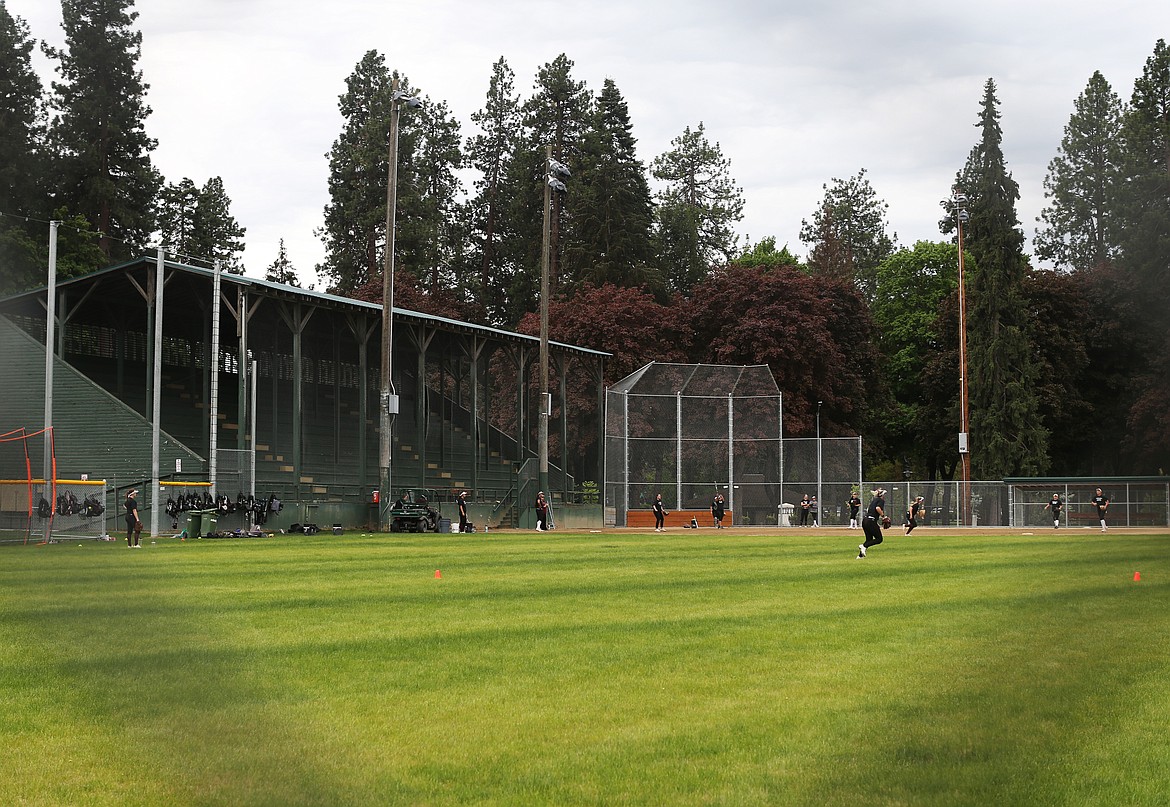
1,527 -> 1168,806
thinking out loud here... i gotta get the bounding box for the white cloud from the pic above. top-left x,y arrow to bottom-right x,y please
8,0 -> 1168,283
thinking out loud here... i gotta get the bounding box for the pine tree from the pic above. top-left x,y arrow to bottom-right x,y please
317,50 -> 395,294
799,169 -> 896,298
465,57 -> 521,322
266,238 -> 300,286
396,96 -> 464,294
0,2 -> 48,292
156,178 -> 199,259
1034,71 -> 1125,270
650,122 -> 744,293
1116,39 -> 1170,304
190,176 -> 245,272
156,176 -> 244,271
563,78 -> 656,291
950,78 -> 1048,478
46,0 -> 161,262
1115,39 -> 1170,471
495,54 -> 590,325
0,2 -> 43,217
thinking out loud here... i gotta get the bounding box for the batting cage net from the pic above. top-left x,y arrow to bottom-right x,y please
605,363 -> 783,526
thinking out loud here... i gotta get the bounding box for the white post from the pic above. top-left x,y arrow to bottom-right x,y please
250,359 -> 258,500
727,393 -> 734,523
778,392 -> 784,525
42,222 -> 59,543
623,390 -> 629,525
676,391 -> 683,510
209,260 -> 221,498
150,248 -> 164,538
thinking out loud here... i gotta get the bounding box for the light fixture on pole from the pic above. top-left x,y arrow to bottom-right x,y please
379,78 -> 422,531
949,187 -> 972,526
815,400 -> 822,526
539,148 -> 570,501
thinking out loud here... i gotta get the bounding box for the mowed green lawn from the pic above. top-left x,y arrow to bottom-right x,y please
2,527 -> 1168,806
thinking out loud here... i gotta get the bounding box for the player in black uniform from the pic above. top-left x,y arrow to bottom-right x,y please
711,493 -> 726,528
904,496 -> 925,534
1043,493 -> 1063,529
858,488 -> 887,559
1091,487 -> 1109,533
847,492 -> 862,529
652,493 -> 667,532
458,490 -> 470,533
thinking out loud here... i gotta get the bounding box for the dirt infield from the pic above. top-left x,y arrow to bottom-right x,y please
533,525 -> 1170,537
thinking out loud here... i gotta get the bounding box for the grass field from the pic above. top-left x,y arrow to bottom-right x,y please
2,526 -> 1168,806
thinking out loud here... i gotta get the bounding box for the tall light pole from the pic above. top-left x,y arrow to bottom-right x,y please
379,78 -> 422,530
815,400 -> 822,526
539,147 -> 570,499
950,187 -> 972,526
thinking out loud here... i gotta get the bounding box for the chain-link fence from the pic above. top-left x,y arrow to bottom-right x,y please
1007,481 -> 1170,529
0,479 -> 113,544
605,363 -> 782,525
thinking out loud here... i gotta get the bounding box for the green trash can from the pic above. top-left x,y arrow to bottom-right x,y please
185,510 -> 203,538
185,509 -> 218,538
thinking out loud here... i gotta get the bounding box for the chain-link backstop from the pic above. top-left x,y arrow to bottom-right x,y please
605,363 -> 783,526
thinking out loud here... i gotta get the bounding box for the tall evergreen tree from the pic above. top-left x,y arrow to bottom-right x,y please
45,0 -> 161,263
465,57 -> 521,323
1115,39 -> 1170,471
499,54 -> 591,324
317,50 -> 395,294
156,176 -> 245,271
799,169 -> 896,298
0,1 -> 48,292
156,177 -> 199,259
1034,71 -> 1125,270
563,78 -> 656,291
0,1 -> 43,217
266,238 -> 300,286
650,122 -> 744,294
189,176 -> 245,272
1116,39 -> 1170,302
947,78 -> 1048,478
396,96 -> 464,294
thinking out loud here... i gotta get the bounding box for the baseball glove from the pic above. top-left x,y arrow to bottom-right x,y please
880,515 -> 892,529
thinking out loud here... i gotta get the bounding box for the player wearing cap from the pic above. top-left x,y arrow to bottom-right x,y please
457,490 -> 470,533
904,496 -> 925,534
858,488 -> 888,559
1091,488 -> 1109,532
1043,493 -> 1063,529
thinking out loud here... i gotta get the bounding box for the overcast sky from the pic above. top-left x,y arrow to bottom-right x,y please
9,0 -> 1169,287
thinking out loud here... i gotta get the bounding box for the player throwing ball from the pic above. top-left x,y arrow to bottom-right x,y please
858,488 -> 889,559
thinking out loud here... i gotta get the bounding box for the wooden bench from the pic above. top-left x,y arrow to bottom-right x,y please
626,509 -> 733,528
1067,511 -> 1165,526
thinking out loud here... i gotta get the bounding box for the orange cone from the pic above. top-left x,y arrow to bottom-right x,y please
434,569 -> 442,579
1134,571 -> 1141,582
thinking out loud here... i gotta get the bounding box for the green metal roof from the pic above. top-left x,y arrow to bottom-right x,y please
2,255 -> 611,359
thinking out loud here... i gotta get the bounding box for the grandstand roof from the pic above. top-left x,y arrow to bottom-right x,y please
0,256 -> 610,359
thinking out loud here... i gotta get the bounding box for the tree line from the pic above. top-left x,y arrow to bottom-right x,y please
1,1 -> 1166,479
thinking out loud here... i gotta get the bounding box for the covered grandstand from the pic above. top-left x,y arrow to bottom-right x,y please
0,256 -> 608,534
